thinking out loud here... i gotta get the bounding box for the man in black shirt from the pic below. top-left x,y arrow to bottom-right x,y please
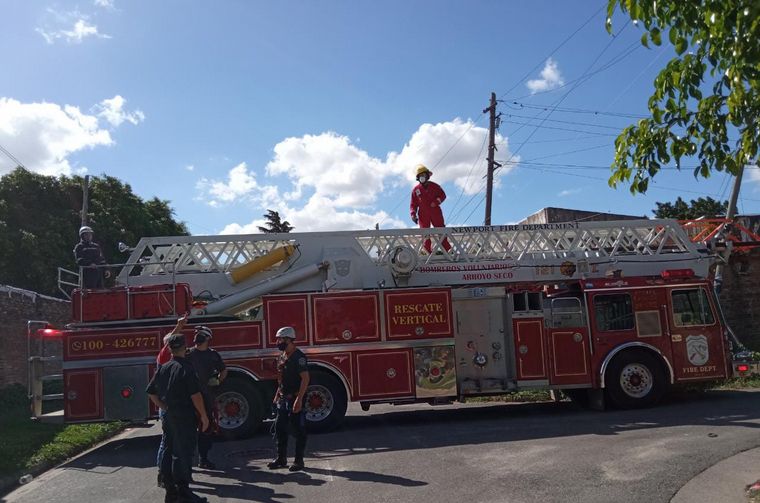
73,226 -> 110,289
147,333 -> 209,503
187,326 -> 227,470
268,326 -> 310,472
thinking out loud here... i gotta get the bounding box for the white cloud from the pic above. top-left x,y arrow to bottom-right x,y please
197,163 -> 259,203
185,165 -> 195,171
386,119 -> 516,195
0,97 -> 113,176
0,95 -> 144,177
266,132 -> 385,207
526,58 -> 565,94
94,0 -> 115,8
558,188 -> 582,197
200,119 -> 516,232
94,95 -> 145,127
37,18 -> 111,44
220,196 -> 404,234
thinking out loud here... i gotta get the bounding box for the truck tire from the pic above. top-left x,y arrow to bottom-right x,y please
605,350 -> 667,409
215,375 -> 264,439
304,371 -> 348,433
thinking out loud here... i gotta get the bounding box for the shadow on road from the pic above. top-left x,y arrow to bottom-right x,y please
40,388 -> 760,502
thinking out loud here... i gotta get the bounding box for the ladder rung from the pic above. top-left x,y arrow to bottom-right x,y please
42,393 -> 64,401
29,356 -> 58,363
32,410 -> 64,423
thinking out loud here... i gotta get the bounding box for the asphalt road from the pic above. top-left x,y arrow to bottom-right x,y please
5,389 -> 760,503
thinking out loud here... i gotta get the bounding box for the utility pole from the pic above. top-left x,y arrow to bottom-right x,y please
483,92 -> 501,226
81,175 -> 90,226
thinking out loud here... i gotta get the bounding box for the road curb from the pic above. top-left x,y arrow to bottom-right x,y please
672,446 -> 760,503
0,423 -> 131,498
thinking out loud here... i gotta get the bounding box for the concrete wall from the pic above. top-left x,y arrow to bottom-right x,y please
519,207 -> 646,225
0,286 -> 70,388
720,248 -> 760,350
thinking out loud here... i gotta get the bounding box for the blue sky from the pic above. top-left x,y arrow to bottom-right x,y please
1,0 -> 758,235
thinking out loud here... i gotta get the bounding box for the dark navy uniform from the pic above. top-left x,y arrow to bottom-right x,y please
73,239 -> 106,289
146,356 -> 201,501
187,348 -> 225,464
272,348 -> 309,466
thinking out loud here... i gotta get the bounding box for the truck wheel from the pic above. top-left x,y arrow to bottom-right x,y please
215,376 -> 263,439
605,351 -> 666,409
304,371 -> 348,433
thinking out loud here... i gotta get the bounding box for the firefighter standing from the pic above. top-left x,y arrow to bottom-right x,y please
268,326 -> 310,472
409,164 -> 452,254
187,326 -> 227,470
147,333 -> 209,503
155,314 -> 188,489
73,226 -> 110,289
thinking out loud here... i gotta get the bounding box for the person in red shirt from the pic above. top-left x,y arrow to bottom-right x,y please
410,164 -> 452,254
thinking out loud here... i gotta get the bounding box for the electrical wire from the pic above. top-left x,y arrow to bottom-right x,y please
497,3 -> 606,100
514,164 -> 760,202
459,19 -> 634,224
0,143 -> 25,168
448,129 -> 490,217
505,102 -> 646,120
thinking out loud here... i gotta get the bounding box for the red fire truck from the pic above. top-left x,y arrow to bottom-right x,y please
28,219 -> 744,437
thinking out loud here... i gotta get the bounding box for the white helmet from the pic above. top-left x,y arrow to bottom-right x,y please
79,226 -> 93,236
275,326 -> 296,339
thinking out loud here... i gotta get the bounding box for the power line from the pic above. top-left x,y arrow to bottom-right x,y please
503,119 -> 619,137
460,19 -> 634,224
514,164 -> 760,202
505,101 -> 647,120
506,40 -> 642,101
496,135 -> 606,145
0,143 -> 25,168
497,3 -> 606,100
503,112 -> 629,130
448,128 -> 489,217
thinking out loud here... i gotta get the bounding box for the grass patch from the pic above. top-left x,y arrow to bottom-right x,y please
467,389 -> 553,403
0,384 -> 125,479
711,375 -> 760,390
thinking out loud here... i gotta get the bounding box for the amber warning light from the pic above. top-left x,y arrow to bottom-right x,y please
36,328 -> 63,337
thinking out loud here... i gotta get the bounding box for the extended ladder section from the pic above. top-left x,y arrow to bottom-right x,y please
114,220 -> 715,315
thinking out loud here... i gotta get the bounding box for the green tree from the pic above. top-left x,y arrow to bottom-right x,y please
653,196 -> 728,219
606,0 -> 759,194
0,168 -> 188,296
257,210 -> 294,233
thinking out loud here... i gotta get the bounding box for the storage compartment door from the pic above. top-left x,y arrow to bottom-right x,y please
513,318 -> 547,380
104,365 -> 150,420
64,369 -> 103,421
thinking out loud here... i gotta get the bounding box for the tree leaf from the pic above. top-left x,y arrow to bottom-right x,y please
675,37 -> 687,55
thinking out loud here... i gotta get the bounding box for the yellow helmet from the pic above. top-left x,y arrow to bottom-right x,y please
415,164 -> 432,177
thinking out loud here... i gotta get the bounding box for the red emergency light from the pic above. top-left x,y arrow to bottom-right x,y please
36,328 -> 63,338
737,364 -> 750,373
661,269 -> 695,279
120,386 -> 134,399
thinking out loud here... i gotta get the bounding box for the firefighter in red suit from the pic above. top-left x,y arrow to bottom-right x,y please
410,164 -> 451,254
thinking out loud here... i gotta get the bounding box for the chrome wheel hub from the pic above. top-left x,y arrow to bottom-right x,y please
619,363 -> 653,398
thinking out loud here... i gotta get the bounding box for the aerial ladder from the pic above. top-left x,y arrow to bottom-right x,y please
107,218 -> 717,318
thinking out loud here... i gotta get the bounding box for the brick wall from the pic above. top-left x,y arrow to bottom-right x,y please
720,249 -> 760,350
0,286 -> 70,388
